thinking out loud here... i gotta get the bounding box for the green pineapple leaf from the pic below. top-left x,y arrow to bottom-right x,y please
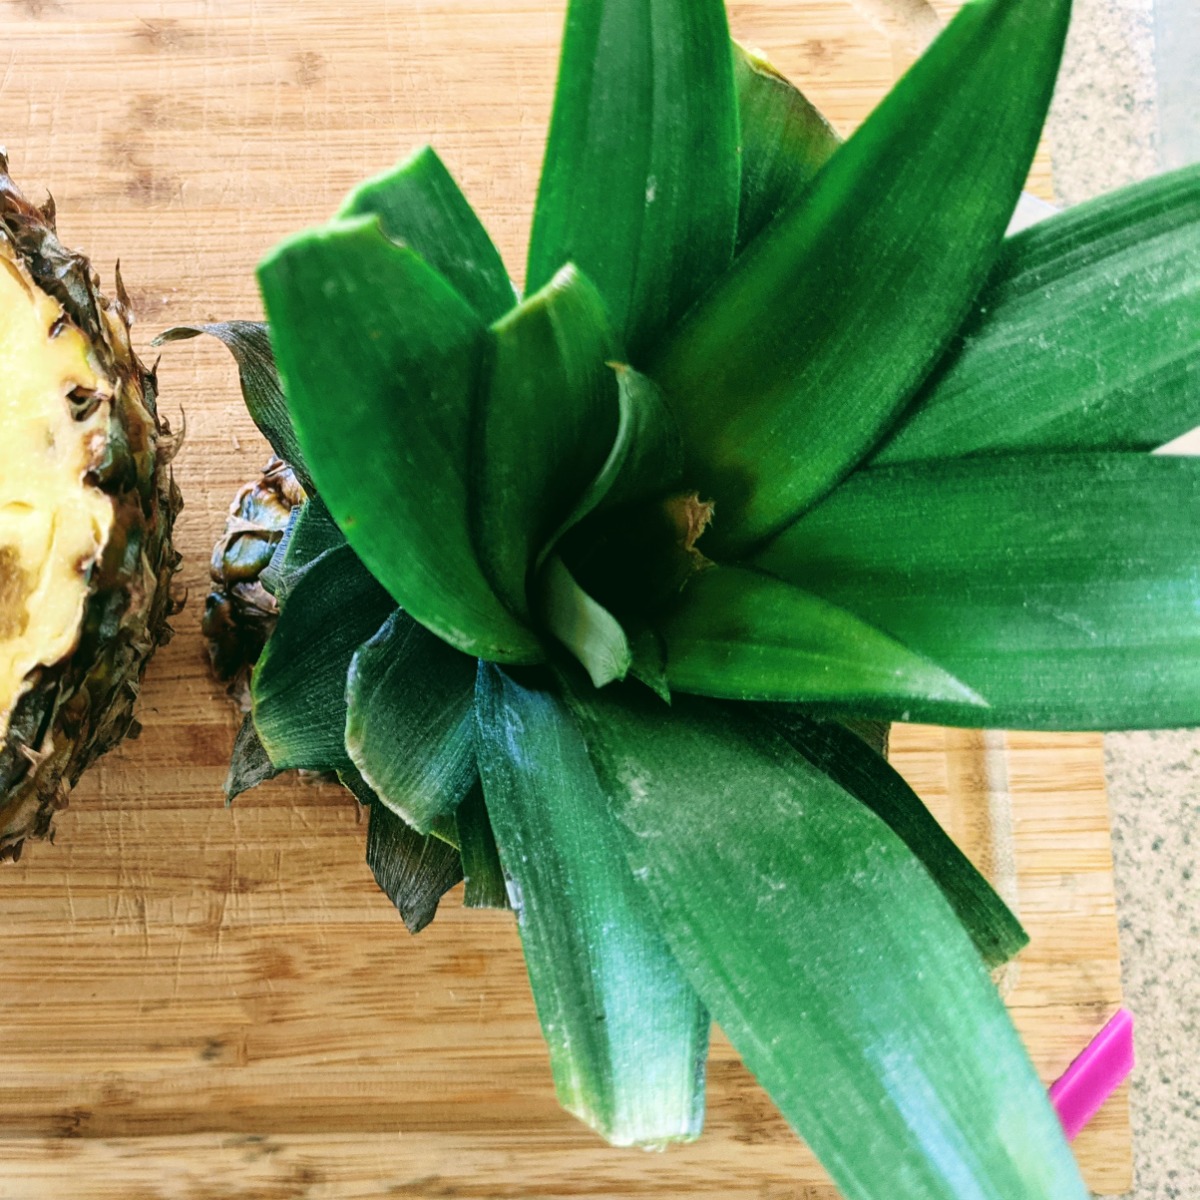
657,564 -> 986,716
201,0 -> 1200,1181
154,321 -> 313,492
224,712 -> 281,804
474,265 -> 619,622
534,555 -> 631,688
526,0 -> 739,358
652,0 -> 1071,553
338,144 -> 516,323
262,494 -> 346,601
763,710 -> 1027,969
258,215 -> 543,663
733,42 -> 840,253
455,783 -> 509,910
837,717 -> 890,758
365,799 -> 464,935
876,163 -> 1200,463
756,453 -> 1200,729
251,544 -> 395,772
344,608 -> 478,833
564,681 -> 1086,1200
476,663 -> 709,1147
545,364 -> 685,558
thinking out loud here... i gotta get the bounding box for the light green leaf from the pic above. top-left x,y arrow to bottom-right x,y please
154,322 -> 313,492
536,556 -> 631,688
756,453 -> 1200,729
659,565 -> 984,716
365,799 -> 463,935
344,608 -> 478,832
456,783 -> 509,910
764,710 -> 1027,968
877,163 -> 1200,464
475,663 -> 708,1148
475,265 -> 619,620
338,144 -> 516,323
251,545 -> 395,772
564,683 -> 1085,1200
733,42 -> 840,253
258,215 -> 542,662
651,0 -> 1072,553
526,0 -> 740,358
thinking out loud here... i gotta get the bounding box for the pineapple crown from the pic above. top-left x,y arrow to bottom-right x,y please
162,0 -> 1200,1196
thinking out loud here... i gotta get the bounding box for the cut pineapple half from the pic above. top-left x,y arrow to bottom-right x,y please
0,248 -> 116,733
0,155 -> 181,859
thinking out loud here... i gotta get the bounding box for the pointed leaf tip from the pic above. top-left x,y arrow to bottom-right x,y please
659,565 -> 987,718
475,663 -> 708,1146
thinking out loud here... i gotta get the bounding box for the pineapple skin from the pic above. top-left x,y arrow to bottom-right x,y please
204,457 -> 304,709
0,155 -> 183,861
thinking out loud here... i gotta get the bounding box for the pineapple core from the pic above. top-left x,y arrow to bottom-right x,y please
0,254 -> 114,736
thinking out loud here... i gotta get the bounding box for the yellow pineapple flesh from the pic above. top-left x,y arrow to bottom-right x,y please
0,157 -> 181,859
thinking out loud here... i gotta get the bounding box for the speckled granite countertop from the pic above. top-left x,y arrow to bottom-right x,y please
1049,4 -> 1198,1194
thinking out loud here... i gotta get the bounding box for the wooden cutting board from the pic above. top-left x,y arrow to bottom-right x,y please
0,1 -> 1130,1195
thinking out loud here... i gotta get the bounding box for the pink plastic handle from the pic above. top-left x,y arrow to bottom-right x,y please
1049,1008 -> 1135,1141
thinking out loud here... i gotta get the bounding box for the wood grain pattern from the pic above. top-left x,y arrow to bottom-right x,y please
0,0 -> 1124,1195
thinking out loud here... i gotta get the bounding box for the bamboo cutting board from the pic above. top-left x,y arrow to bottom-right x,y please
0,1 -> 1130,1196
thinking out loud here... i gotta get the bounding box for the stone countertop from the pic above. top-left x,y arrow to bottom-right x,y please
1049,2 -> 1198,1194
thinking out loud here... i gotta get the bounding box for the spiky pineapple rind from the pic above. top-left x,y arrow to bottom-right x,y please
0,154 -> 183,861
203,456 -> 304,709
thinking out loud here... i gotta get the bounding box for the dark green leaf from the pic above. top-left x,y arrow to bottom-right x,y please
535,555 -> 631,688
154,322 -> 312,492
475,663 -> 708,1147
224,712 -> 281,803
877,163 -> 1200,464
474,265 -> 619,620
344,608 -> 478,832
526,0 -> 740,358
733,42 -> 840,253
262,495 -> 347,601
564,683 -> 1086,1200
756,453 -> 1200,729
258,215 -> 542,662
651,0 -> 1072,553
838,717 -> 890,758
281,495 -> 344,573
258,505 -> 299,600
659,564 -> 984,716
251,545 -> 395,771
428,813 -> 462,850
629,626 -> 671,703
336,762 -> 380,809
764,710 -> 1027,968
546,364 -> 685,557
338,144 -> 516,323
455,783 -> 509,910
366,800 -> 463,934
